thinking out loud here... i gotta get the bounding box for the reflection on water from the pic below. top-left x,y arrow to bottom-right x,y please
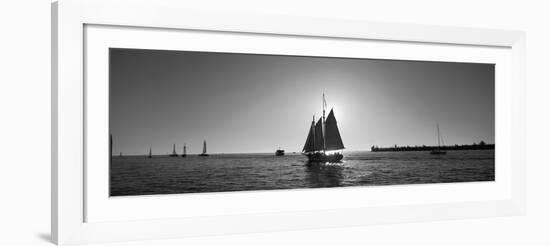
304,162 -> 344,188
110,150 -> 495,196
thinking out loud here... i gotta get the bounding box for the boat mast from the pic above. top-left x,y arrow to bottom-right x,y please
322,93 -> 326,153
437,123 -> 441,148
312,115 -> 315,153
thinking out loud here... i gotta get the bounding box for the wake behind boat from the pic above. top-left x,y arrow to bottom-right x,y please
302,94 -> 345,163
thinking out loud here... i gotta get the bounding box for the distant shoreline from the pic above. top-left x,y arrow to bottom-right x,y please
112,152 -> 303,157
112,147 -> 495,157
371,142 -> 494,152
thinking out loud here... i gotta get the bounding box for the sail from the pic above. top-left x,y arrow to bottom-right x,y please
202,141 -> 207,154
183,145 -> 187,155
302,121 -> 316,152
324,109 -> 345,150
314,118 -> 324,151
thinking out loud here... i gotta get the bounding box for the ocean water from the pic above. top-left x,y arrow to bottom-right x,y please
110,150 -> 494,196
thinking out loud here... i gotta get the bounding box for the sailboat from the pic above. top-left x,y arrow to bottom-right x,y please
169,144 -> 178,157
182,144 -> 187,157
148,147 -> 152,158
302,93 -> 345,163
198,140 -> 209,156
430,123 -> 447,155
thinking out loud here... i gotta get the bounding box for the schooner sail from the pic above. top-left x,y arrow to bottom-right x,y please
199,140 -> 209,156
302,94 -> 345,162
324,110 -> 345,151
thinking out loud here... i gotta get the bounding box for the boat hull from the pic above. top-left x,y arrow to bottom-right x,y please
198,154 -> 209,157
304,152 -> 343,163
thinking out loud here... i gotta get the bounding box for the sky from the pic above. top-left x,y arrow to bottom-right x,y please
110,48 -> 494,155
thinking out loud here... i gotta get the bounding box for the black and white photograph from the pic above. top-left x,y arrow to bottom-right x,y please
109,48 -> 495,196
7,0 -> 546,245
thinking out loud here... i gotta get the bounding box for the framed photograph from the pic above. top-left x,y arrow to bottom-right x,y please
52,0 -> 525,245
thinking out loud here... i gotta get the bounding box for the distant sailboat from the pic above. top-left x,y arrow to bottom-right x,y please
169,144 -> 178,157
430,123 -> 447,155
199,140 -> 209,156
302,93 -> 345,163
148,147 -> 152,158
182,144 -> 187,157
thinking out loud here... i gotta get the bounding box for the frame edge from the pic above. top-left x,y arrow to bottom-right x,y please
53,0 -> 527,244
51,1 -> 59,244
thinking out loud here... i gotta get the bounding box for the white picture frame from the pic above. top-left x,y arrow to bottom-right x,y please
52,0 -> 525,245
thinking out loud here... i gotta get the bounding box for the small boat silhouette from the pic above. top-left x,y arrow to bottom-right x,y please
169,144 -> 178,157
430,123 -> 447,155
198,140 -> 209,156
182,144 -> 187,157
275,147 -> 285,156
